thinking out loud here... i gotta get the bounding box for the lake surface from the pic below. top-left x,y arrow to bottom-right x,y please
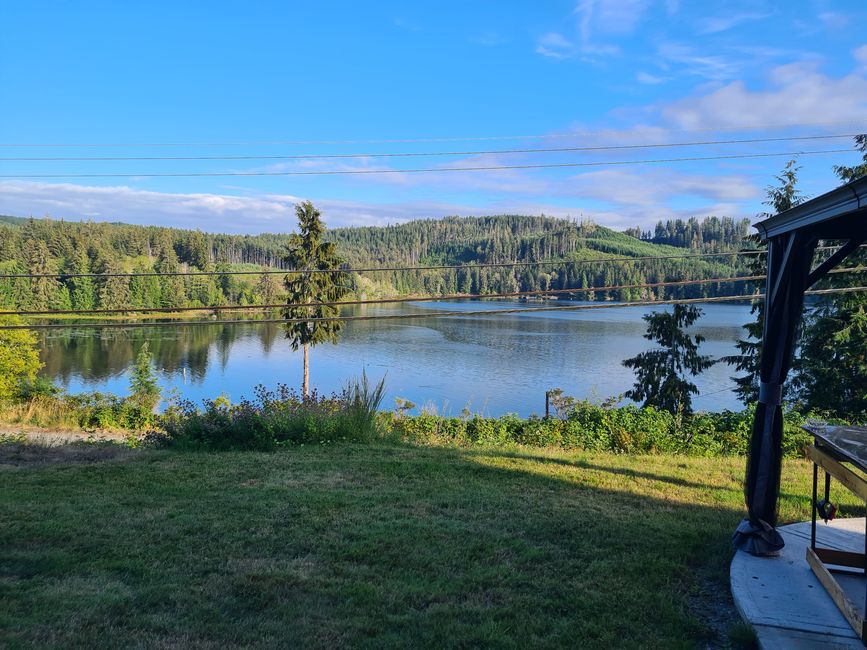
38,300 -> 754,416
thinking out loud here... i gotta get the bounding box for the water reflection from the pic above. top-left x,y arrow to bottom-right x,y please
38,301 -> 752,416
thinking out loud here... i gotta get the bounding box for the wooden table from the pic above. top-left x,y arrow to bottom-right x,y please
805,425 -> 867,644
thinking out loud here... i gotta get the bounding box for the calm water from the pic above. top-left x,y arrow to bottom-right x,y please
38,300 -> 753,416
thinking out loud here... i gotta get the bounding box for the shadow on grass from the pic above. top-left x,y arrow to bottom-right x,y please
1,441 -> 819,649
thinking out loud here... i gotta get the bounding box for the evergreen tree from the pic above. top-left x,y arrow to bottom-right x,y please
622,305 -> 715,415
283,201 -> 351,397
255,272 -> 280,305
833,134 -> 867,183
723,160 -> 805,404
791,140 -> 867,420
795,292 -> 867,420
96,253 -> 131,311
155,245 -> 185,309
24,239 -> 55,310
129,341 -> 160,410
68,250 -> 96,311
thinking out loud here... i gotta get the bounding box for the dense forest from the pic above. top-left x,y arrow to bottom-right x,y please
0,213 -> 758,314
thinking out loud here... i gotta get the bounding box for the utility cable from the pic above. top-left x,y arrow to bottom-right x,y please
1,120 -> 865,147
1,286 -> 863,330
6,266 -> 865,317
0,133 -> 858,162
0,148 -> 854,178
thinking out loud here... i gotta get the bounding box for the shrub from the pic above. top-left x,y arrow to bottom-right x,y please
159,375 -> 387,451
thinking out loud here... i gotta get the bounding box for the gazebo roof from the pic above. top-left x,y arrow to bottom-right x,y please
754,175 -> 867,241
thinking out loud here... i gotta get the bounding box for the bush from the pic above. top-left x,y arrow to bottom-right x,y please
160,375 -> 387,451
382,398 -> 828,458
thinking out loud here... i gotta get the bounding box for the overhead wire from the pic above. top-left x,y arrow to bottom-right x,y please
2,286 -> 864,330
1,244 -> 861,280
6,265 -> 866,317
0,133 -> 860,162
0,148 -> 855,178
1,120 -> 865,147
0,248 -> 765,279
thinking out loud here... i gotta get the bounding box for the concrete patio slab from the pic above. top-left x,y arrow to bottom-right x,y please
731,517 -> 866,649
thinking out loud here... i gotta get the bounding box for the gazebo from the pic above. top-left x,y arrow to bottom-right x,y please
733,174 -> 867,556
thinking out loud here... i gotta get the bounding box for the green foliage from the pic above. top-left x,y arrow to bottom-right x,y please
795,291 -> 867,421
384,398 -> 818,458
0,213 -> 758,318
342,370 -> 386,441
160,377 -> 385,451
622,305 -> 715,415
834,134 -> 867,183
283,201 -> 352,348
129,342 -> 160,410
0,316 -> 42,403
1,391 -> 157,431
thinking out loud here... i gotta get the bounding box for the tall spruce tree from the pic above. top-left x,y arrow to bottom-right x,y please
833,134 -> 867,183
622,304 -> 715,415
283,201 -> 351,397
723,160 -> 805,404
792,137 -> 867,420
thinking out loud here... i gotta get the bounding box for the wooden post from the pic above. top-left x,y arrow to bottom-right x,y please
545,391 -> 550,419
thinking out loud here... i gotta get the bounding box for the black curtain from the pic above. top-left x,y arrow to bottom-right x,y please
733,231 -> 817,555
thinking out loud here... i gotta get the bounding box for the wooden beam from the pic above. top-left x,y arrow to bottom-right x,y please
808,237 -> 867,287
807,546 -> 866,641
806,446 -> 867,501
815,547 -> 867,570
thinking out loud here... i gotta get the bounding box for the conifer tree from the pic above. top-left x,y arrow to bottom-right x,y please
283,202 -> 351,397
723,160 -> 804,404
622,305 -> 715,415
129,341 -> 160,410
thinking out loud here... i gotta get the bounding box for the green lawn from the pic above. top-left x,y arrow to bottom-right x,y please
1,443 -> 857,649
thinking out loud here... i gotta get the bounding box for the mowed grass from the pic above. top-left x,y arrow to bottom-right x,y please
1,443 -> 858,649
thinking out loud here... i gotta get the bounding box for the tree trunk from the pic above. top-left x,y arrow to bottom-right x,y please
302,344 -> 309,398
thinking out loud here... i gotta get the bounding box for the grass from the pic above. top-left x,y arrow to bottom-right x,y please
1,442 -> 859,649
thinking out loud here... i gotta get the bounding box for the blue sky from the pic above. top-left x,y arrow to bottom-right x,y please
1,0 -> 866,233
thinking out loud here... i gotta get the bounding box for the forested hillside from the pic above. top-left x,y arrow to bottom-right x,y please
0,213 -> 757,313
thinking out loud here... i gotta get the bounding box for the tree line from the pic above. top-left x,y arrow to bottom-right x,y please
0,211 -> 757,314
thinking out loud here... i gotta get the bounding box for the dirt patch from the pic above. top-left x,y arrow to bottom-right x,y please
688,573 -> 748,649
0,442 -> 137,468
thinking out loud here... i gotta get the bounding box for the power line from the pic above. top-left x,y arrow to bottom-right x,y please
1,120 -> 864,148
1,133 -> 859,162
0,274 -> 768,317
7,265 -> 865,317
2,244 -> 861,280
0,148 -> 854,179
2,286 -> 863,330
0,248 -> 769,280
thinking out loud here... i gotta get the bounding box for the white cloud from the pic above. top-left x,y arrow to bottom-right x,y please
636,71 -> 668,85
855,44 -> 867,71
567,168 -> 759,206
656,42 -> 743,80
818,12 -> 849,30
661,60 -> 867,129
575,0 -> 649,38
535,32 -> 574,59
535,0 -> 650,58
697,12 -> 772,35
0,180 -> 598,232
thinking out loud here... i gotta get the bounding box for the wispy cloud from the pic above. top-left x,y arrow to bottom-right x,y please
697,12 -> 772,35
567,168 -> 759,206
535,32 -> 574,59
818,12 -> 849,30
656,42 -> 743,80
661,59 -> 867,129
636,71 -> 669,85
536,0 -> 649,59
471,32 -> 508,47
